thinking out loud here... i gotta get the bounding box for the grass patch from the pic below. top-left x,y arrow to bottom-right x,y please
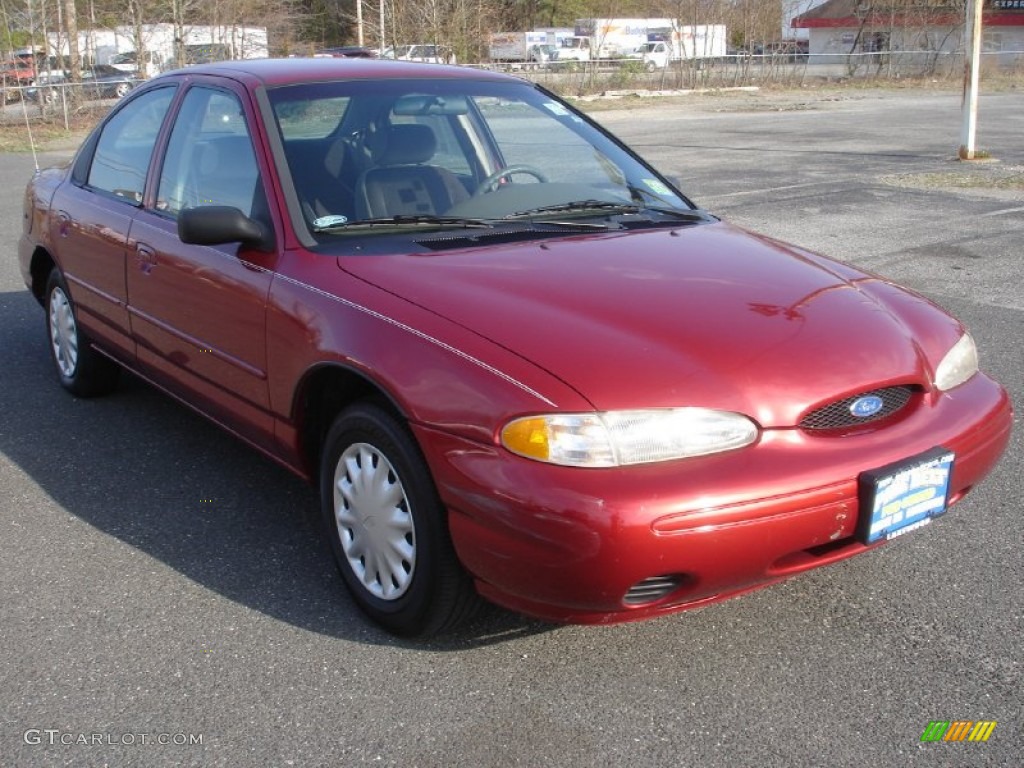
0,109 -> 101,153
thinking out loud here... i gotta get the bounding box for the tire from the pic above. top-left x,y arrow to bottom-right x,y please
45,269 -> 120,397
320,402 -> 479,636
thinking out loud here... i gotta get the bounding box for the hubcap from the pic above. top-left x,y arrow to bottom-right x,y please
334,442 -> 416,600
49,286 -> 78,378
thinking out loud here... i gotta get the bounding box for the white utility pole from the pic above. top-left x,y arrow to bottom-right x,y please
356,0 -> 364,46
959,0 -> 985,159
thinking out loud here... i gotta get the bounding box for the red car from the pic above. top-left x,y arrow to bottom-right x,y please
19,59 -> 1011,636
2,58 -> 36,101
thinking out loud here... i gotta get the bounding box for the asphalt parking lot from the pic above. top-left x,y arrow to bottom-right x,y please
1,86 -> 1020,767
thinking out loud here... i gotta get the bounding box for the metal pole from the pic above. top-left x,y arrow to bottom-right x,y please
959,0 -> 984,160
356,0 -> 364,47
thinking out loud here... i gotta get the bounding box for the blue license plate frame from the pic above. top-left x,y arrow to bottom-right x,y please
857,447 -> 955,544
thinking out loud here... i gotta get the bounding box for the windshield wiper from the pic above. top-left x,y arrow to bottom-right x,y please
504,200 -> 642,220
635,205 -> 711,223
506,198 -> 708,227
624,184 -> 710,222
313,214 -> 496,233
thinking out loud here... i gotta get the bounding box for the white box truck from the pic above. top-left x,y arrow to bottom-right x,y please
630,24 -> 728,70
488,31 -> 556,66
558,18 -> 673,63
48,23 -> 268,77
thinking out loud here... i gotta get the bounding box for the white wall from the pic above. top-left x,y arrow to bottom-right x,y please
783,0 -> 831,40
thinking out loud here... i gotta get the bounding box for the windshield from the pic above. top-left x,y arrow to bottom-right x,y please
267,77 -> 694,242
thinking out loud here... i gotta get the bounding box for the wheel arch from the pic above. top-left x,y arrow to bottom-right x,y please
293,362 -> 411,481
28,246 -> 57,305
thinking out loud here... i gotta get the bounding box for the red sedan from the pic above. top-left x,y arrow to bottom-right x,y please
18,59 -> 1011,636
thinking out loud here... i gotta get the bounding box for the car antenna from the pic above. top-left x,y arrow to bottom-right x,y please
19,94 -> 39,171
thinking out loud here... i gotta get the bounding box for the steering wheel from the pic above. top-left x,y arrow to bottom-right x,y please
475,164 -> 549,196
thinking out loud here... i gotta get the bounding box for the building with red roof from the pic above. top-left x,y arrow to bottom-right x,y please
792,0 -> 1024,70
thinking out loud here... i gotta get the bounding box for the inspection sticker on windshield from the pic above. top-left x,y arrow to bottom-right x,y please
857,448 -> 954,544
642,178 -> 673,196
313,215 -> 349,229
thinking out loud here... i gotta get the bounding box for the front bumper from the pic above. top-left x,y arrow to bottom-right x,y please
415,373 -> 1012,624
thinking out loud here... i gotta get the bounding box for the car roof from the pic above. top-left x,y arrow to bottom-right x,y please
155,57 -> 515,87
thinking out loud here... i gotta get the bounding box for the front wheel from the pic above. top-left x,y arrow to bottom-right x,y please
45,269 -> 120,397
320,403 -> 479,636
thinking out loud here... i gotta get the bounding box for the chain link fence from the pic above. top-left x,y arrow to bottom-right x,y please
2,50 -> 1020,127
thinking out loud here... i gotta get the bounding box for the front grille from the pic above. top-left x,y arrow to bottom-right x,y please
800,386 -> 915,431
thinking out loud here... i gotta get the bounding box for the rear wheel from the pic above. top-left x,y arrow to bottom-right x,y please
320,402 -> 479,636
45,269 -> 120,397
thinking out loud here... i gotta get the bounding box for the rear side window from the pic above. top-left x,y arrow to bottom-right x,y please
86,87 -> 175,202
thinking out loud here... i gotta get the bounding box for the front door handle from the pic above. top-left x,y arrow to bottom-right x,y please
136,244 -> 157,274
56,211 -> 71,237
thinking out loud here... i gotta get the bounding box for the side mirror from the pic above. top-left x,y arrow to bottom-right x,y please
178,206 -> 274,253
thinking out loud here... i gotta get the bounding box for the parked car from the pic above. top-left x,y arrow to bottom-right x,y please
28,64 -> 141,103
183,43 -> 231,66
2,57 -> 36,84
763,40 -> 810,63
528,44 -> 559,65
384,44 -> 456,64
740,40 -> 810,63
314,46 -> 377,59
18,59 -> 1011,637
110,49 -> 163,78
1,58 -> 36,102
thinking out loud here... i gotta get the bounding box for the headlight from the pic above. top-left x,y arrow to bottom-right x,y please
501,408 -> 759,467
934,333 -> 978,392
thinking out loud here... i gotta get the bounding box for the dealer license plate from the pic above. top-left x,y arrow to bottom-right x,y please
857,448 -> 955,544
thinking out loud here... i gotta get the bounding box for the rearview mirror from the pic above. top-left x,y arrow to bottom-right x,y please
392,94 -> 469,116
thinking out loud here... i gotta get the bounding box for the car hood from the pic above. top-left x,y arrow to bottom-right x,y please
337,222 -> 954,426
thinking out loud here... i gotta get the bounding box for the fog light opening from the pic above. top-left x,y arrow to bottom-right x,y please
623,574 -> 690,606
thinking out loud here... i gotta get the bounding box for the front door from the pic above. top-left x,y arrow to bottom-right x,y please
126,83 -> 277,446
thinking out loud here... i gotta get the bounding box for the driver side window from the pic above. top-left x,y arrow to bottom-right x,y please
157,87 -> 263,219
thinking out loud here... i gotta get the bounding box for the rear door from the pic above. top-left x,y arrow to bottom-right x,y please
49,85 -> 177,360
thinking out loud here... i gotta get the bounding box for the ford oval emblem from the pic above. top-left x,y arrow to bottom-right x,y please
850,395 -> 884,418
